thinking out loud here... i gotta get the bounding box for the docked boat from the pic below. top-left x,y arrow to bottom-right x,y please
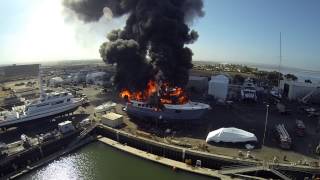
241,79 -> 257,101
0,91 -> 82,128
125,100 -> 210,121
0,68 -> 82,128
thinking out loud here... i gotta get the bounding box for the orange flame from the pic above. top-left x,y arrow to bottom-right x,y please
119,80 -> 188,105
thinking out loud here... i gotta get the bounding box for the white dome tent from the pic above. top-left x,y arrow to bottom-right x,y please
206,127 -> 257,143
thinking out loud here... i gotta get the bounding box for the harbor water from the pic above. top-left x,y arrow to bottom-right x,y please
18,142 -> 212,180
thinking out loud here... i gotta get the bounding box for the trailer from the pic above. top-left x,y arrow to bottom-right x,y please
275,124 -> 292,149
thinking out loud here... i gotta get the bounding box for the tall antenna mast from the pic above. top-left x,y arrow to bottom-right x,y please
38,64 -> 45,99
278,32 -> 282,87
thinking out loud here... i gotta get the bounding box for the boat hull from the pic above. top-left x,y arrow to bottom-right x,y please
126,104 -> 208,121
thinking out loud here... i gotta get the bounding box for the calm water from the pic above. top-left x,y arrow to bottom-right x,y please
18,142 -> 211,180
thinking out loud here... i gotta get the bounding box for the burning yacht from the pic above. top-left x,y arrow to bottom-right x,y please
64,0 -> 207,119
125,100 -> 210,120
121,80 -> 210,120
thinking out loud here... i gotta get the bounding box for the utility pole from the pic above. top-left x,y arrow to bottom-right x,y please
278,32 -> 282,88
262,104 -> 270,146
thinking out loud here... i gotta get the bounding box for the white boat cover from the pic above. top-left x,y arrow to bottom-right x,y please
94,101 -> 117,113
206,127 -> 257,143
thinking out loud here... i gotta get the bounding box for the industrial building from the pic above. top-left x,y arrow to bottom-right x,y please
208,75 -> 229,101
101,112 -> 123,128
280,79 -> 320,102
187,76 -> 208,93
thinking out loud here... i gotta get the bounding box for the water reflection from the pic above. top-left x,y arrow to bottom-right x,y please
20,142 -> 211,180
28,153 -> 94,180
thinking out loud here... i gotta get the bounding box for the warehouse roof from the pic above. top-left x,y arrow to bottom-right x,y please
189,76 -> 208,81
102,112 -> 123,121
211,75 -> 229,83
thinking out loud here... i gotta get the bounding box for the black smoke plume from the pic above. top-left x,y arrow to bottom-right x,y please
64,0 -> 204,91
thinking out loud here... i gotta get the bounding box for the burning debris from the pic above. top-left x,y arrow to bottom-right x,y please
64,0 -> 204,104
120,80 -> 189,105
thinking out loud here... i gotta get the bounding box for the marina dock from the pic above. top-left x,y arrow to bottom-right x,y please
98,137 -> 236,180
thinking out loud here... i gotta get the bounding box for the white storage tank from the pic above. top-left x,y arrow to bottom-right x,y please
58,121 -> 75,134
101,112 -> 123,128
208,75 -> 229,101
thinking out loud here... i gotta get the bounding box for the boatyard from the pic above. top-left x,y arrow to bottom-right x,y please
1,0 -> 320,179
0,63 -> 319,179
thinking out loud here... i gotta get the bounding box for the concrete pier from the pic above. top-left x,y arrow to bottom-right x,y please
96,124 -> 320,179
98,137 -> 236,180
1,123 -> 318,179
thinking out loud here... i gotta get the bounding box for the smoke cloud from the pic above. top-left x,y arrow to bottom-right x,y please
64,0 -> 204,91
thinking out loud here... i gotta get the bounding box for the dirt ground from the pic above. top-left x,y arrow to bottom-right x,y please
79,85 -> 320,165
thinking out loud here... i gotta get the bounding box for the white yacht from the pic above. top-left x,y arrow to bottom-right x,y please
0,91 -> 82,128
0,69 -> 82,128
241,79 -> 257,101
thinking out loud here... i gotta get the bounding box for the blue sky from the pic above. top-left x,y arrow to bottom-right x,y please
192,0 -> 320,70
0,0 -> 320,71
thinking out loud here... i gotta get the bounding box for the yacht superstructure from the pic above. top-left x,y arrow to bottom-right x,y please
241,79 -> 257,101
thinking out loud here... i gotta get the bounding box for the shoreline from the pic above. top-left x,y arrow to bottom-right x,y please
96,124 -> 320,179
4,124 -> 319,179
97,136 -> 234,180
4,136 -> 95,180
